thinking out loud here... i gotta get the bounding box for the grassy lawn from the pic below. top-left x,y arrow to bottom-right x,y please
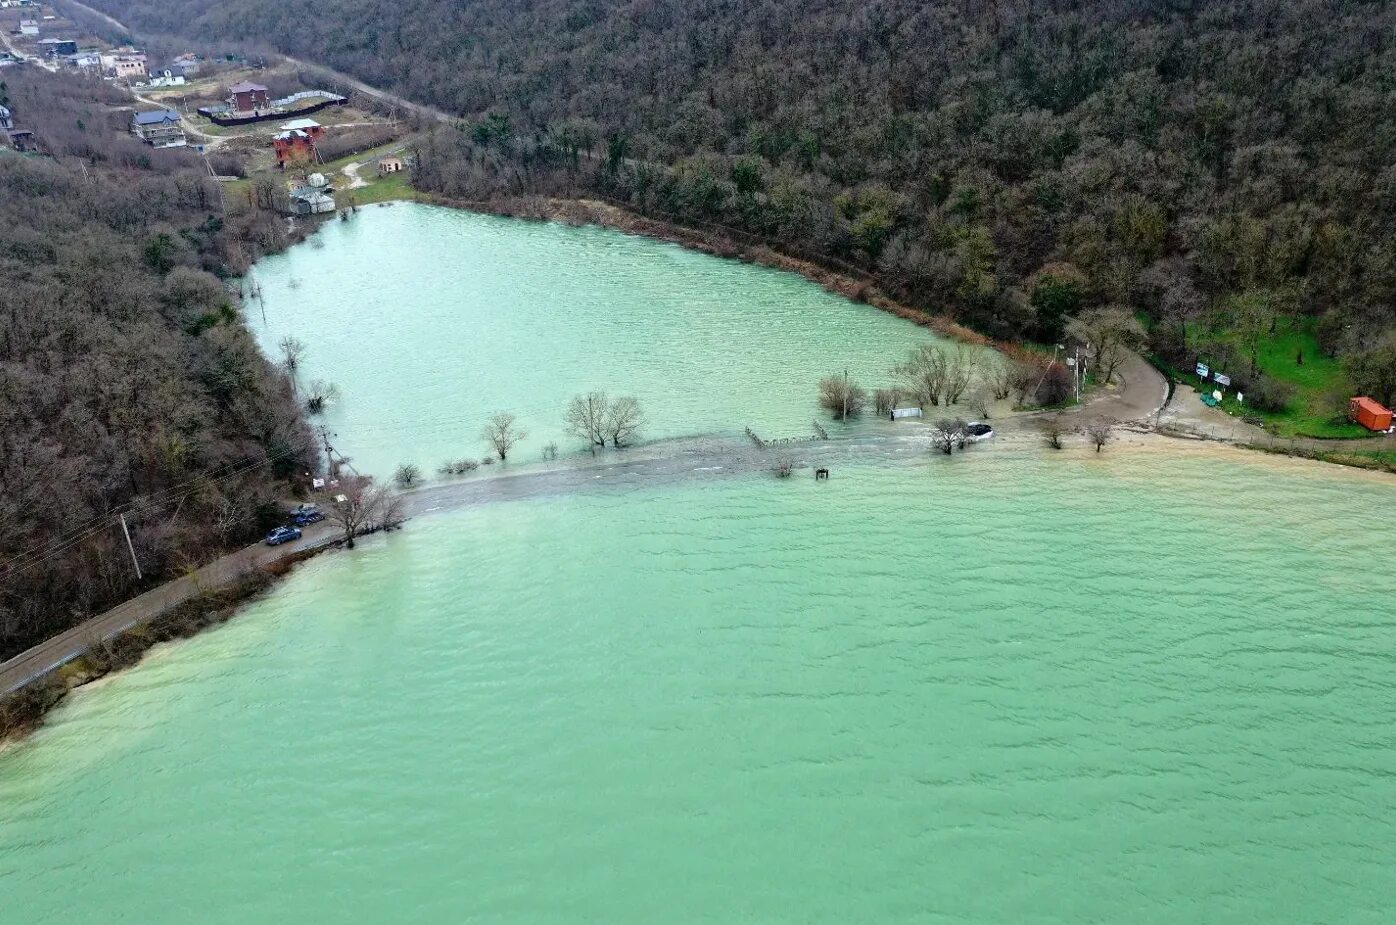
1188,317 -> 1370,439
341,172 -> 419,205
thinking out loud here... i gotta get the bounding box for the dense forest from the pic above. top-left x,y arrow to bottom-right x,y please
0,70 -> 314,659
92,0 -> 1396,384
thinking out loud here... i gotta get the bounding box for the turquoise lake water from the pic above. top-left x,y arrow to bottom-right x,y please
245,203 -> 934,476
2,207 -> 1394,922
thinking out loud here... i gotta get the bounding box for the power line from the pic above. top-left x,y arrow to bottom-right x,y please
0,436 -> 316,585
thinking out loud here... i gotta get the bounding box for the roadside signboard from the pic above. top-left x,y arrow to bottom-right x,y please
1213,372 -> 1232,387
1196,362 -> 1209,378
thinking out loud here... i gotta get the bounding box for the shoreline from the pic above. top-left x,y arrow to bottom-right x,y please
5,196 -> 1391,748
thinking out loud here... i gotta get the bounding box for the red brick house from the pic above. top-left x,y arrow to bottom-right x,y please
228,80 -> 269,112
272,119 -> 324,167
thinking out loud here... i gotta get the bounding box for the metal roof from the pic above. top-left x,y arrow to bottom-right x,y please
280,118 -> 321,131
228,80 -> 267,93
132,109 -> 180,125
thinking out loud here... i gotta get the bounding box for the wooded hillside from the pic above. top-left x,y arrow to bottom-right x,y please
0,70 -> 314,659
91,1 -> 1396,378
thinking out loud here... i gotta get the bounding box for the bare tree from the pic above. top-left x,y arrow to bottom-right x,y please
895,344 -> 949,407
565,391 -> 609,453
481,412 -> 526,461
818,373 -> 867,420
773,456 -> 795,477
278,336 -> 305,374
210,494 -> 245,545
542,442 -> 559,460
942,344 -> 981,405
1010,357 -> 1044,407
325,476 -> 405,549
985,355 -> 1013,401
1041,414 -> 1071,450
1065,306 -> 1147,385
931,418 -> 968,455
874,388 -> 902,415
393,462 -> 421,488
1085,417 -> 1114,452
604,396 -> 645,447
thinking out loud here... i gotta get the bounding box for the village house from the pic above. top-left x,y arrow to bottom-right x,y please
147,68 -> 186,88
101,47 -> 147,79
65,50 -> 100,70
18,19 -> 38,35
130,109 -> 187,148
166,53 -> 201,78
228,80 -> 270,113
37,37 -> 77,57
272,118 -> 324,167
378,155 -> 405,175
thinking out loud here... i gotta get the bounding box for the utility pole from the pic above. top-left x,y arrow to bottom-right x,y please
119,514 -> 142,581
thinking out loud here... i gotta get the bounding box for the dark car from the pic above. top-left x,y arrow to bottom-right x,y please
264,525 -> 302,546
291,505 -> 325,526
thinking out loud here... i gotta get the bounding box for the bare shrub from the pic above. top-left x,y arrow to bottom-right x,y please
1086,417 -> 1114,452
1041,414 -> 1071,450
874,388 -> 901,415
819,374 -> 868,420
542,442 -> 559,460
1037,361 -> 1075,406
773,456 -> 795,477
305,379 -> 340,414
438,458 -> 479,474
393,462 -> 421,488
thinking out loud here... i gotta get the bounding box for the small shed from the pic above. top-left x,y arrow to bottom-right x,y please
1350,397 -> 1393,432
3,129 -> 38,153
0,105 -> 11,131
378,155 -> 405,175
19,19 -> 38,35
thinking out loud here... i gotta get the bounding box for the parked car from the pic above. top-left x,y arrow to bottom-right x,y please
291,504 -> 324,526
264,525 -> 302,546
964,422 -> 995,442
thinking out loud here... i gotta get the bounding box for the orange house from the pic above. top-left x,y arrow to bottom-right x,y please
272,120 -> 324,167
1349,396 -> 1393,432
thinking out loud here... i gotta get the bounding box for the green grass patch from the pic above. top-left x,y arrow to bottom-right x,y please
341,172 -> 419,205
1188,317 -> 1370,439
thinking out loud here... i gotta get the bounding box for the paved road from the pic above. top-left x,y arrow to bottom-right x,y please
0,522 -> 339,695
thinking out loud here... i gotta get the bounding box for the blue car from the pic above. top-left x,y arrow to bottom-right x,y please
291,505 -> 325,526
264,525 -> 302,546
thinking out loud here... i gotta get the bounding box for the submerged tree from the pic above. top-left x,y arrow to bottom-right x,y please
564,391 -> 609,453
603,396 -> 645,447
481,411 -> 526,461
1085,417 -> 1114,452
1041,414 -> 1071,450
931,418 -> 968,455
818,373 -> 867,420
325,475 -> 405,549
393,462 -> 422,488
